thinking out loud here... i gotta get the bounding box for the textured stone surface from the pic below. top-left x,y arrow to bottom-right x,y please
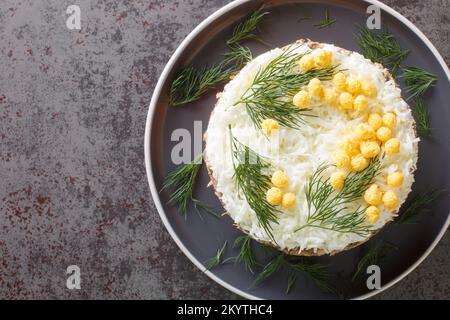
0,0 -> 448,299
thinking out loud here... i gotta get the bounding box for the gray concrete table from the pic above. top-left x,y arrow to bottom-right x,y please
0,0 -> 448,299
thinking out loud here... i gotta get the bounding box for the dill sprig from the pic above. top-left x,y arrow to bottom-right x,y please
238,46 -> 339,129
396,189 -> 443,224
253,254 -> 332,293
414,98 -> 432,137
227,9 -> 268,46
355,26 -> 409,75
205,241 -> 228,270
230,127 -> 279,240
352,240 -> 397,281
296,160 -> 381,236
169,9 -> 267,107
233,235 -> 257,273
401,67 -> 437,100
161,153 -> 218,218
314,8 -> 336,29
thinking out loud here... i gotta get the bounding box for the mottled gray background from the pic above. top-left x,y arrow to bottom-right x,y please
0,0 -> 448,299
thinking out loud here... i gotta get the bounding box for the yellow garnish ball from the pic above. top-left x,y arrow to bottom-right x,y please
364,184 -> 383,206
360,140 -> 381,158
382,112 -> 397,129
354,123 -> 376,140
323,87 -> 338,106
332,72 -> 347,91
341,134 -> 361,156
382,190 -> 399,210
339,92 -> 354,110
346,77 -> 361,95
308,78 -> 323,97
293,90 -> 311,109
351,154 -> 369,172
385,138 -> 400,155
298,54 -> 315,72
361,79 -> 377,98
368,113 -> 383,130
261,119 -> 279,136
266,187 -> 282,206
330,171 -> 346,191
365,206 -> 380,223
376,126 -> 392,142
281,192 -> 296,209
314,49 -> 333,68
354,95 -> 368,112
334,150 -> 351,169
271,170 -> 289,188
387,171 -> 404,188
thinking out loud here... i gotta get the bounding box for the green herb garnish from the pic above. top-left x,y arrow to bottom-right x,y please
169,9 -> 267,107
314,8 -> 336,29
296,160 -> 381,236
237,46 -> 338,130
230,127 -> 279,240
414,98 -> 432,137
352,240 -> 397,281
233,235 -> 257,273
396,189 -> 443,224
161,153 -> 218,218
401,67 -> 437,100
253,254 -> 332,293
205,241 -> 228,270
355,26 -> 409,75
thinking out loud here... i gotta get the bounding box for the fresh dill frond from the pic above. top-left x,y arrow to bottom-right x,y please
227,9 -> 269,46
205,241 -> 228,270
169,9 -> 267,107
352,240 -> 397,281
401,67 -> 437,100
314,8 -> 336,29
238,46 -> 339,130
414,98 -> 432,137
396,189 -> 443,224
355,26 -> 409,75
230,127 -> 279,240
252,254 -> 332,293
161,153 -> 218,218
296,159 -> 381,236
233,235 -> 257,273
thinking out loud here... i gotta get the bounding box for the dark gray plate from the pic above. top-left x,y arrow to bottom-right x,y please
145,0 -> 450,299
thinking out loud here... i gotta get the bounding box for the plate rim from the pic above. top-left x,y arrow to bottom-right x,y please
144,0 -> 450,300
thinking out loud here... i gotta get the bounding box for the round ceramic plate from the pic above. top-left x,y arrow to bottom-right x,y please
145,0 -> 450,299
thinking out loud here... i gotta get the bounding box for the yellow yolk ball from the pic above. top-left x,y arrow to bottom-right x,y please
368,113 -> 383,130
361,80 -> 377,98
281,192 -> 296,209
351,154 -> 369,172
360,140 -> 381,158
364,184 -> 383,206
376,126 -> 392,142
314,49 -> 333,68
271,170 -> 289,188
354,123 -> 376,140
354,95 -> 368,112
346,77 -> 361,95
341,134 -> 360,156
323,87 -> 338,106
266,187 -> 282,206
330,171 -> 346,190
387,171 -> 404,188
293,90 -> 311,109
308,78 -> 323,97
385,138 -> 400,155
365,206 -> 380,223
298,54 -> 315,72
332,72 -> 347,91
339,92 -> 354,110
261,119 -> 279,136
334,150 -> 350,169
383,112 -> 397,129
382,190 -> 399,210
